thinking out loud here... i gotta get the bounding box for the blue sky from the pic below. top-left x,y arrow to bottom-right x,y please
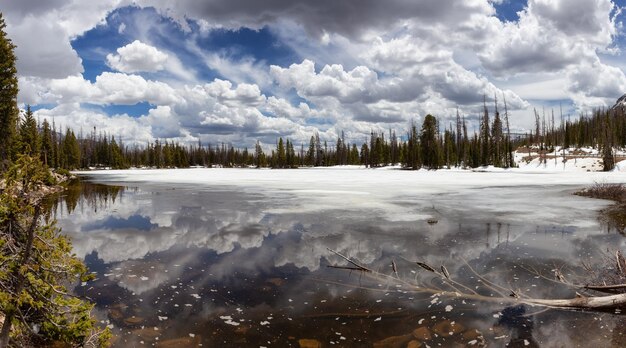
3,0 -> 626,147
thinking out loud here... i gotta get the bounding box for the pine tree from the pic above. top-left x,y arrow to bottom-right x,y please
0,155 -> 110,347
406,122 -> 420,170
0,14 -> 19,170
360,143 -> 369,167
276,137 -> 286,168
40,119 -> 53,166
462,116 -> 469,167
254,140 -> 264,168
455,108 -> 462,167
312,134 -> 320,166
19,105 -> 39,156
480,95 -> 491,166
61,129 -> 81,170
491,97 -> 503,167
306,136 -> 315,166
503,94 -> 514,168
420,114 -> 440,169
602,115 -> 615,171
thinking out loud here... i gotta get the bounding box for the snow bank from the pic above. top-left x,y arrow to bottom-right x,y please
75,166 -> 626,193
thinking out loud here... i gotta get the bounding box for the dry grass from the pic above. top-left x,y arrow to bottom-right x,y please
575,182 -> 626,202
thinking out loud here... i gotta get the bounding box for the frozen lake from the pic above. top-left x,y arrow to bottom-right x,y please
51,168 -> 626,347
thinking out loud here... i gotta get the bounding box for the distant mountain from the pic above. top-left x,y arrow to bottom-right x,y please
611,93 -> 626,111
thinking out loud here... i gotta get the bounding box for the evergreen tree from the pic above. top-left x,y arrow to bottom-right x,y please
0,14 -> 19,170
19,105 -> 40,156
61,129 -> 81,170
503,94 -> 514,168
255,140 -> 264,168
491,99 -> 504,167
480,96 -> 491,166
315,133 -> 322,166
40,119 -> 54,167
276,137 -> 286,168
406,122 -> 420,170
462,116 -> 469,167
455,109 -> 462,167
306,136 -> 315,166
349,144 -> 359,165
360,143 -> 369,167
0,155 -> 110,347
420,114 -> 440,169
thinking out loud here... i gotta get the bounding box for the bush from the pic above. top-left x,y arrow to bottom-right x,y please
55,168 -> 71,177
575,182 -> 626,202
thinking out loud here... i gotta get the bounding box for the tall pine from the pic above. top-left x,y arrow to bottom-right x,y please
19,105 -> 39,156
0,13 -> 19,170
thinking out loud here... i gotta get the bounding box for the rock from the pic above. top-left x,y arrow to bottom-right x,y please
407,340 -> 422,348
463,329 -> 486,346
156,336 -> 201,348
132,327 -> 161,341
432,320 -> 464,337
267,278 -> 285,286
108,308 -> 124,321
372,334 -> 413,348
298,338 -> 322,348
123,316 -> 144,325
412,327 -> 432,341
462,329 -> 482,341
234,326 -> 249,335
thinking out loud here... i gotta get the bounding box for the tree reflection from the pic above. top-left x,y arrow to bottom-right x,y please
46,180 -> 126,216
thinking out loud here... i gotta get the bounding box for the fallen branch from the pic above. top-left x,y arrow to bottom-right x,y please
326,248 -> 372,272
328,253 -> 626,311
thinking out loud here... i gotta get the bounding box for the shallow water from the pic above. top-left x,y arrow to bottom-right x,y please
50,170 -> 626,347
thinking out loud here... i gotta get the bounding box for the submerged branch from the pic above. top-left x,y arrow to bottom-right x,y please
328,252 -> 626,312
326,248 -> 372,272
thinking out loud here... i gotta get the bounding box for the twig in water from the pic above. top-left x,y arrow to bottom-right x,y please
441,265 -> 450,280
416,261 -> 437,273
326,248 -> 372,272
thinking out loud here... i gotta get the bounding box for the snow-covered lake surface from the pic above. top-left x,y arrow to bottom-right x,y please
53,168 -> 626,347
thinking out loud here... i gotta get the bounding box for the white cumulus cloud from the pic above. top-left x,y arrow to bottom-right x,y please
107,40 -> 169,73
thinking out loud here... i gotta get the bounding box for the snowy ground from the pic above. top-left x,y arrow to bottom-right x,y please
75,163 -> 626,192
514,146 -> 626,172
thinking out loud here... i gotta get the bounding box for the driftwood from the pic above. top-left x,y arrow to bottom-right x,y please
327,251 -> 626,311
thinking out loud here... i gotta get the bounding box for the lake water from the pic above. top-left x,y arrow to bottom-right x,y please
50,168 -> 626,347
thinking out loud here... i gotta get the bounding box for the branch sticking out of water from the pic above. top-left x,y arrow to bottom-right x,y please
326,248 -> 372,273
328,250 -> 626,311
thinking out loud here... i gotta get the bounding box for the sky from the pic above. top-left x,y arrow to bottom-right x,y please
3,0 -> 626,148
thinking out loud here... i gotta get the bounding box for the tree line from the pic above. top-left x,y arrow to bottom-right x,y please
9,96 -> 521,171
516,103 -> 626,171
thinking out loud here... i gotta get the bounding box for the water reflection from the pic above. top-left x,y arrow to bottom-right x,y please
49,179 -> 626,347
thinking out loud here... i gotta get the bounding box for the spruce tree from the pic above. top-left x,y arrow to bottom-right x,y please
40,119 -> 53,166
306,136 -> 315,166
491,102 -> 503,167
0,155 -> 111,347
61,129 -> 81,170
19,105 -> 39,156
420,114 -> 440,169
480,96 -> 491,166
0,13 -> 19,170
276,137 -> 286,168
